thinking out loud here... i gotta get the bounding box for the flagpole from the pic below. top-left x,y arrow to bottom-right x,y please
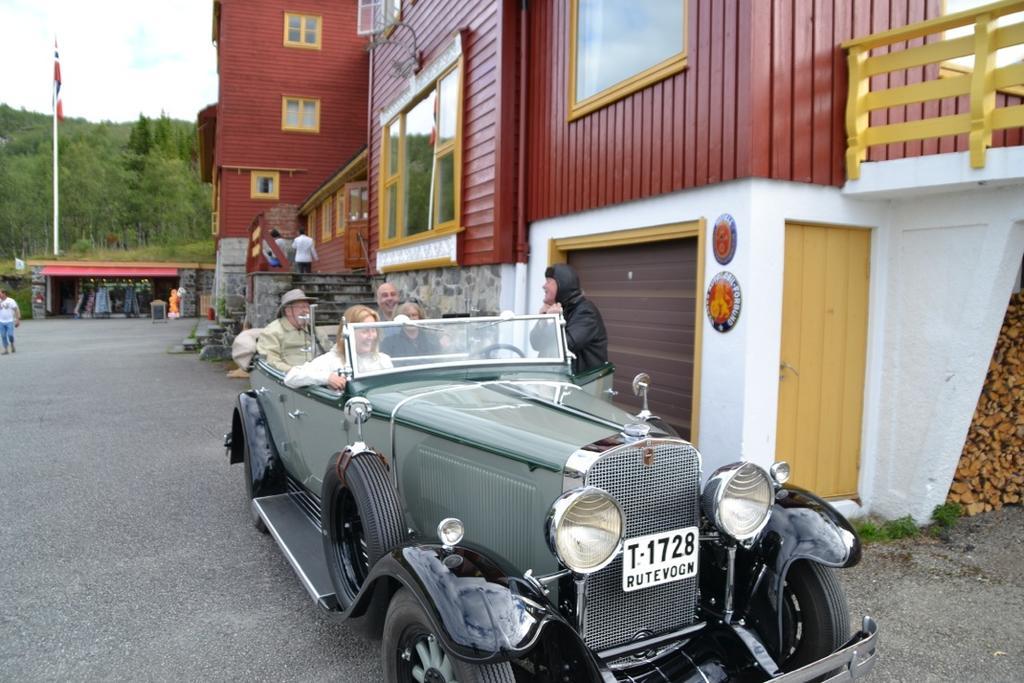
53,92 -> 59,256
53,38 -> 60,256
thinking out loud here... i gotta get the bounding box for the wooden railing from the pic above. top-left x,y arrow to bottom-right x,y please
245,212 -> 291,275
844,0 -> 1024,179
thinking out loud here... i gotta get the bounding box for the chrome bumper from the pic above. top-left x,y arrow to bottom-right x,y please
774,616 -> 879,682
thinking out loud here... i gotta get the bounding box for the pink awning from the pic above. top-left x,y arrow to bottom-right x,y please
40,266 -> 179,277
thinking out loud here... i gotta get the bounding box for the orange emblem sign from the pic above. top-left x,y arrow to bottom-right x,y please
706,271 -> 742,333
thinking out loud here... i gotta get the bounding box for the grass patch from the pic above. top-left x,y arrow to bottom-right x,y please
852,515 -> 919,543
188,321 -> 199,339
0,241 -> 215,276
852,503 -> 964,544
5,287 -> 33,320
931,502 -> 963,529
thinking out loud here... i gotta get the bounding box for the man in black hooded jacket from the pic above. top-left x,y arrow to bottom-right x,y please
531,263 -> 608,374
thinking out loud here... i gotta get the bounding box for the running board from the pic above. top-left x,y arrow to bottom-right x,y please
253,494 -> 341,611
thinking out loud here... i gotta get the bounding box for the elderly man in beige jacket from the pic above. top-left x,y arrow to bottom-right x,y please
256,289 -> 327,372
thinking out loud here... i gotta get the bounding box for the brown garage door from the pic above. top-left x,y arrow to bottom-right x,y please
568,238 -> 698,438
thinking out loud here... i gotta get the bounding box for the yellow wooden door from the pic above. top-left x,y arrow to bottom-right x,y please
777,224 -> 870,498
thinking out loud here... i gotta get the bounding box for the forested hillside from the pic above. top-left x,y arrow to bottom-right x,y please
0,104 -> 211,260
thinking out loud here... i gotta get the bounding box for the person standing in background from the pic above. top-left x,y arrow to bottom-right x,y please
0,289 -> 22,354
292,226 -> 317,274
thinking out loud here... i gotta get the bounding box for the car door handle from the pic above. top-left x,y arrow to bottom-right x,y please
287,410 -> 306,420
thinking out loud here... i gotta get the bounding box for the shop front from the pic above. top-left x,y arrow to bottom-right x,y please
30,262 -> 215,319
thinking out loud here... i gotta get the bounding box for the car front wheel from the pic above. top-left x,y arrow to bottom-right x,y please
778,561 -> 851,675
382,588 -> 515,683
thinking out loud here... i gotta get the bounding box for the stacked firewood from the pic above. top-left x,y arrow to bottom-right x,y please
948,292 -> 1024,515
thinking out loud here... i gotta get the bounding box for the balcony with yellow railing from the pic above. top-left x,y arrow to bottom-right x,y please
844,0 -> 1024,181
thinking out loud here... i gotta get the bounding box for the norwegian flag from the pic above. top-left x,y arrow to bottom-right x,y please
53,40 -> 64,121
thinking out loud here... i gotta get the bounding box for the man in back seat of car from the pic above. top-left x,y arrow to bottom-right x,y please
256,289 -> 327,372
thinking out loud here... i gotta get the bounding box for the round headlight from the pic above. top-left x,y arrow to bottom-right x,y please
547,487 -> 624,574
702,462 -> 774,541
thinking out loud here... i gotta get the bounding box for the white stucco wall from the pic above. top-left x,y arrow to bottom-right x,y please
526,152 -> 1024,522
866,189 -> 1024,521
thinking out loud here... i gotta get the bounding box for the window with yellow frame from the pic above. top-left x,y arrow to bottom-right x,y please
569,0 -> 687,120
334,191 -> 344,236
283,13 -> 321,49
282,96 -> 320,132
321,201 -> 333,241
379,64 -> 461,247
251,170 -> 280,199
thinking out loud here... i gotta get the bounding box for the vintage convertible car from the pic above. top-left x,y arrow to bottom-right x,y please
226,311 -> 878,682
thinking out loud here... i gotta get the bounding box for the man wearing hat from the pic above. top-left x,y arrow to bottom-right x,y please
256,289 -> 325,372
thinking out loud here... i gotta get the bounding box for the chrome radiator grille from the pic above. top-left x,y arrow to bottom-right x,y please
582,440 -> 701,652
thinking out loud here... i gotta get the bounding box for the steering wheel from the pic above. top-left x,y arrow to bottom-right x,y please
475,343 -> 526,359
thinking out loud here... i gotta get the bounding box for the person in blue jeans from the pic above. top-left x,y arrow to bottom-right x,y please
0,289 -> 21,354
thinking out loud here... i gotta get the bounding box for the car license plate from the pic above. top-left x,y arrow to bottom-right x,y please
622,526 -> 699,592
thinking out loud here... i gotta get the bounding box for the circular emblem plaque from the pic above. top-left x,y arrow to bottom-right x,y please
712,213 -> 737,265
706,271 -> 742,333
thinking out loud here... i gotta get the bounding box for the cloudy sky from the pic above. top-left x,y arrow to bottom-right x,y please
0,0 -> 218,124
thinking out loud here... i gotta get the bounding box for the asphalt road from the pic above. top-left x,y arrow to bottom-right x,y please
1,319 -> 1021,682
0,319 -> 382,681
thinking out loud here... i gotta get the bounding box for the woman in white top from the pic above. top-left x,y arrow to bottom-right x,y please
284,304 -> 393,391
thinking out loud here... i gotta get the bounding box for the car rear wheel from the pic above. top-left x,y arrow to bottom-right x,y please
323,451 -> 405,636
383,588 -> 516,683
778,561 -> 850,675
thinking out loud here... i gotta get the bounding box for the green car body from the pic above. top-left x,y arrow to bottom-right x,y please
227,313 -> 878,682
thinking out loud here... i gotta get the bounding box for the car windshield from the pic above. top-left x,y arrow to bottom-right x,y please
342,313 -> 567,377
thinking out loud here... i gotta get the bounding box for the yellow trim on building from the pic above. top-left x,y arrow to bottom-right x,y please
378,61 -> 464,250
281,96 -> 321,133
568,0 -> 688,121
283,13 -> 322,50
380,256 -> 456,273
250,170 -> 280,200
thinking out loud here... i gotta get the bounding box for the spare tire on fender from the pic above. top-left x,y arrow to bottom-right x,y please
322,449 -> 405,636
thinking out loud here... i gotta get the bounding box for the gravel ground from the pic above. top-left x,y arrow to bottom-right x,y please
2,318 -> 1021,682
841,505 -> 1024,682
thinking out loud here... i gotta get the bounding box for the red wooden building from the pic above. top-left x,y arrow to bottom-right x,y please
362,0 -> 1024,522
197,0 -> 369,302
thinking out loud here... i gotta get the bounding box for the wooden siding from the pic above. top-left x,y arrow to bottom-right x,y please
367,0 -> 511,269
526,0 -> 961,223
215,0 -> 367,273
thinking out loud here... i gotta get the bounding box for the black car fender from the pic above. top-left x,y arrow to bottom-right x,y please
230,391 -> 285,496
746,486 -> 862,652
352,544 -> 604,679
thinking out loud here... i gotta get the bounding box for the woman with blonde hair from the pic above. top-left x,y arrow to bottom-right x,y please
284,304 -> 392,391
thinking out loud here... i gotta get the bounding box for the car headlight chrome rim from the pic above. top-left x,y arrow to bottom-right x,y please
702,462 -> 774,542
546,486 -> 624,574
